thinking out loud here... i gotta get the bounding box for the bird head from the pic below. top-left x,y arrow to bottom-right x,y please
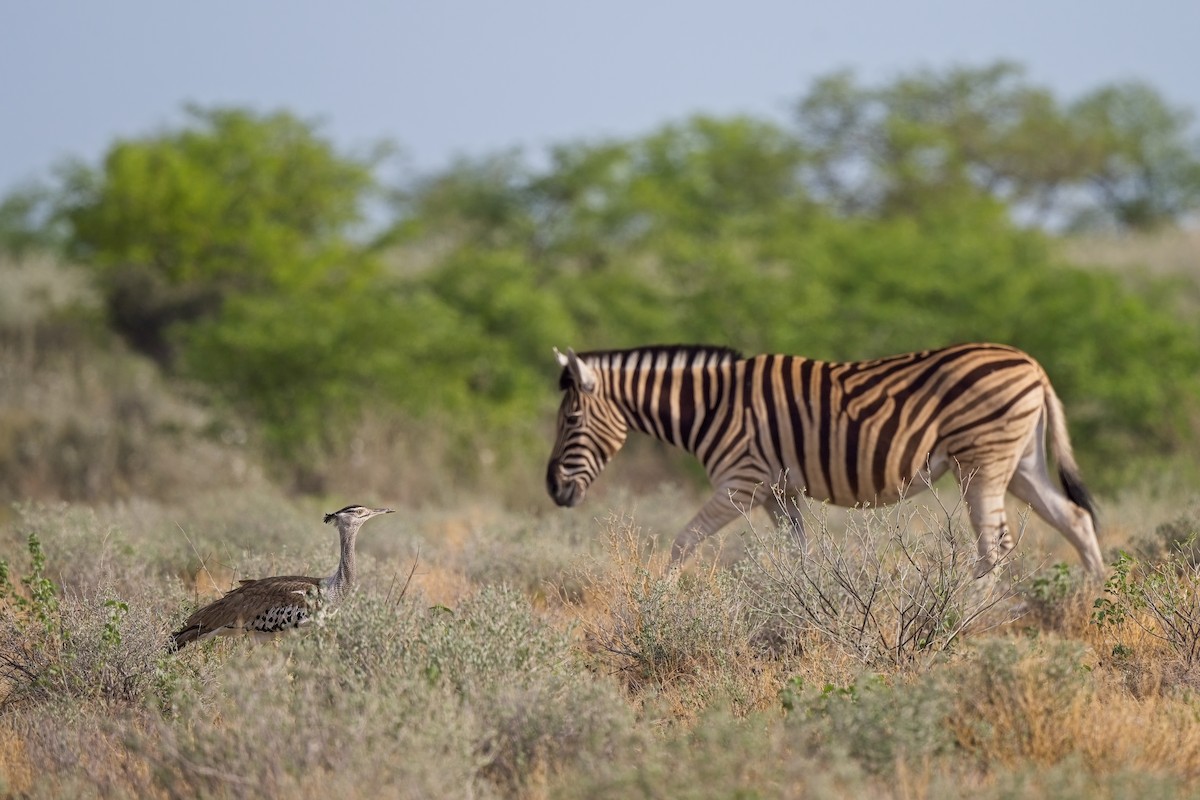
324,505 -> 395,525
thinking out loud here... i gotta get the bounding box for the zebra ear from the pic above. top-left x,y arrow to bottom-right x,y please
555,347 -> 597,393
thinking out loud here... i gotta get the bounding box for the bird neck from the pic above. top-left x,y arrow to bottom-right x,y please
323,523 -> 359,602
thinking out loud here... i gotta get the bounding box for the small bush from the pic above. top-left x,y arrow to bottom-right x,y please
1020,561 -> 1098,635
0,532 -> 176,712
942,636 -> 1200,783
1092,548 -> 1200,669
415,583 -> 633,793
566,513 -> 773,716
140,648 -> 485,799
783,672 -> 957,776
548,705 -> 873,800
946,638 -> 1094,768
1134,500 -> 1200,565
740,486 -> 1026,670
416,584 -> 566,694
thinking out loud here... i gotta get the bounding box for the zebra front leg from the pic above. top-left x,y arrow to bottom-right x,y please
670,490 -> 746,565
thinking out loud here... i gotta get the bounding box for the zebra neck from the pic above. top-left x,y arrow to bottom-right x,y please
603,355 -> 744,453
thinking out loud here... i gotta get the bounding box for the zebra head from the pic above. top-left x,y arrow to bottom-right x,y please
546,347 -> 629,508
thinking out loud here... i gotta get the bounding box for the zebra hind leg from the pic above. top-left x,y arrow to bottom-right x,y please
960,475 -> 1014,579
1007,448 -> 1106,579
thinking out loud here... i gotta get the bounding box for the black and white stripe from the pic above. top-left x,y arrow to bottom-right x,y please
546,343 -> 1104,577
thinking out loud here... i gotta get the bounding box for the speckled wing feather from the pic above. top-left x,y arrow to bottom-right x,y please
170,575 -> 323,651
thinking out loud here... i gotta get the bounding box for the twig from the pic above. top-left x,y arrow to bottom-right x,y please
385,546 -> 421,607
175,522 -> 223,598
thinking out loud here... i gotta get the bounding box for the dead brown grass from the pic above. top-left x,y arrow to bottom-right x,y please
0,724 -> 33,795
412,563 -> 476,608
953,651 -> 1200,783
1061,227 -> 1200,277
1061,227 -> 1200,320
564,514 -> 782,721
187,563 -> 237,600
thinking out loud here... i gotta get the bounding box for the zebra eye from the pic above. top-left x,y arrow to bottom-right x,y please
565,410 -> 583,424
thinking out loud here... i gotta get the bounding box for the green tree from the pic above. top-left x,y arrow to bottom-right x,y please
384,151 -> 534,254
387,118 -> 1200,481
794,64 -> 1041,217
0,183 -> 65,258
1068,82 -> 1200,230
57,105 -> 385,363
794,62 -> 1200,230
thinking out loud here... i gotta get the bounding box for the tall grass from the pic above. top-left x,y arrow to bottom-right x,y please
1061,227 -> 1200,317
3,486 -> 1200,797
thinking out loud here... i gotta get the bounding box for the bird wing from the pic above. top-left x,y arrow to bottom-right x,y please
171,576 -> 322,650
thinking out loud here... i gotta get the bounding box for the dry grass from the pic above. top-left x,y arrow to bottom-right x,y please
3,486 -> 1200,797
0,724 -> 34,796
1061,227 -> 1200,278
564,513 -> 787,720
1060,227 -> 1200,317
0,254 -> 96,326
949,637 -> 1200,781
0,284 -> 268,506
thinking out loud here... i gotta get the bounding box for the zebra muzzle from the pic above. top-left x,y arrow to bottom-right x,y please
546,462 -> 585,507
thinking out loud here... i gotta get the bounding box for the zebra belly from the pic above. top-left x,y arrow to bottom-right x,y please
763,445 -> 950,509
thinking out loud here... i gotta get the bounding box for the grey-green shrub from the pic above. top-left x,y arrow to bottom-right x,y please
1093,547 -> 1200,668
415,583 -> 634,790
739,493 -> 1023,670
783,672 -> 957,776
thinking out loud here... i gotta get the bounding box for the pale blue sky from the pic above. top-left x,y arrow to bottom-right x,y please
2,1 -> 1197,194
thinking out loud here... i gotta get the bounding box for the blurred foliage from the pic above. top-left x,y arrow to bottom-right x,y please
58,106 -> 379,284
376,122 -> 1199,477
2,65 -> 1199,493
1069,82 -> 1200,231
795,61 -> 1200,231
0,184 -> 66,258
52,106 -> 387,366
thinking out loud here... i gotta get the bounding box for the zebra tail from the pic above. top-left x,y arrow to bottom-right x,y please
1044,378 -> 1099,531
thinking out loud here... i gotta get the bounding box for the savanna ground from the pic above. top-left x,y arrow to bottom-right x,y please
2,229 -> 1200,799
4,478 -> 1200,800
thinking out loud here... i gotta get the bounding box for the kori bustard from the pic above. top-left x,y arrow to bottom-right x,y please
169,504 -> 393,651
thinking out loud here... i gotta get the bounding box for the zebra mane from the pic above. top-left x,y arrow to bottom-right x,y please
580,344 -> 743,362
561,344 -> 743,389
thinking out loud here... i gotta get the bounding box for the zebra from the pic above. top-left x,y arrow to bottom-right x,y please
545,343 -> 1106,578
